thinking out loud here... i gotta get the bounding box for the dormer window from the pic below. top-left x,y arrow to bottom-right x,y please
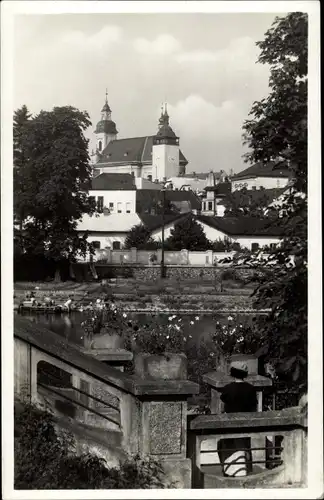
124,151 -> 128,157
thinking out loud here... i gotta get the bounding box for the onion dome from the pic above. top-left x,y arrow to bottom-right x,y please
95,120 -> 118,135
95,90 -> 118,136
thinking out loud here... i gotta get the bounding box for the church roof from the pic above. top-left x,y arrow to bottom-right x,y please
91,173 -> 136,191
232,161 -> 292,180
96,136 -> 188,166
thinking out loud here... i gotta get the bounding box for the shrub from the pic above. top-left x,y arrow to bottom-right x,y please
15,402 -> 169,489
220,269 -> 239,281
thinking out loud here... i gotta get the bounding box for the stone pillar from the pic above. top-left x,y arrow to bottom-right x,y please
136,380 -> 199,488
206,250 -> 213,266
130,247 -> 137,263
181,249 -> 189,265
104,247 -> 111,263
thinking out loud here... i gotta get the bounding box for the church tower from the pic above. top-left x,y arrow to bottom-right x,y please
152,104 -> 180,182
94,91 -> 118,161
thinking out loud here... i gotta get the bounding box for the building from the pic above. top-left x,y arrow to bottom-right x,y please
77,173 -> 201,250
92,96 -> 188,182
149,213 -> 283,251
165,170 -> 227,194
230,162 -> 292,192
200,182 -> 231,217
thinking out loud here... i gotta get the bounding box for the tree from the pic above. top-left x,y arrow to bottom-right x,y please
124,224 -> 159,250
243,12 -> 307,192
13,106 -> 96,276
13,105 -> 32,235
238,13 -> 308,397
166,215 -> 211,250
223,187 -> 281,218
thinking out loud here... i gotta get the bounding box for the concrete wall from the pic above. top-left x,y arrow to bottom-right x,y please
231,176 -> 290,192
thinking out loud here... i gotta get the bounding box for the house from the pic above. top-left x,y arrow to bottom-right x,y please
230,162 -> 292,192
149,213 -> 283,251
200,182 -> 231,216
92,96 -> 188,182
136,189 -> 201,215
165,170 -> 228,193
77,173 -> 201,250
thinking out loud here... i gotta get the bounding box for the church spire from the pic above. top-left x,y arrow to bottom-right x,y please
101,89 -> 111,118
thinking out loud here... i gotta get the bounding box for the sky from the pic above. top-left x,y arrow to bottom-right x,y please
13,12 -> 281,174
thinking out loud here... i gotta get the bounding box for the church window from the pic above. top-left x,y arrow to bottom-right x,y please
98,140 -> 102,152
208,201 -> 213,211
126,202 -> 131,213
109,202 -> 114,209
251,243 -> 259,252
92,241 -> 101,249
112,241 -> 121,250
117,202 -> 122,213
147,175 -> 152,181
97,196 -> 104,211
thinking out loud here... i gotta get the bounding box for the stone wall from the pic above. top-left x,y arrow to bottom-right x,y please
91,264 -> 264,282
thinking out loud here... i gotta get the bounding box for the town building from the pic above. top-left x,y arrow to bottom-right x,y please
77,173 -> 201,250
149,213 -> 283,251
92,96 -> 188,182
164,170 -> 227,193
230,162 -> 292,192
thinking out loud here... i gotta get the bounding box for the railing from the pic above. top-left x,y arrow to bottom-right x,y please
189,408 -> 307,488
37,366 -> 121,428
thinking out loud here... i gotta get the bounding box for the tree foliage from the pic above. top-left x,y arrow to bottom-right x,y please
166,215 -> 211,251
243,12 -> 307,192
14,106 -> 96,263
124,224 -> 159,250
223,187 -> 281,218
239,13 -> 308,396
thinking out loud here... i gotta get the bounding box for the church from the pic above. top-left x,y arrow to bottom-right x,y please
91,94 -> 188,182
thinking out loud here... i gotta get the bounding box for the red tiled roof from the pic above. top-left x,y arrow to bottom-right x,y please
232,162 -> 292,180
96,136 -> 188,166
91,173 -> 136,190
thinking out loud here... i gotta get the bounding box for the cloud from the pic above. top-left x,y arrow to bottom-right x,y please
133,34 -> 181,55
61,25 -> 123,51
175,36 -> 259,69
168,95 -> 245,141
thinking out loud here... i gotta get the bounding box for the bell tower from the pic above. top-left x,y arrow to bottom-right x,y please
94,90 -> 118,162
152,103 -> 180,182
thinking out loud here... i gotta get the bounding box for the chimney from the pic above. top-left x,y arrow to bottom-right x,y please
207,171 -> 215,187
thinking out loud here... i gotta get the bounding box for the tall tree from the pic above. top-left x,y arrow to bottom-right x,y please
13,105 -> 32,233
124,224 -> 159,250
239,13 -> 308,397
166,216 -> 211,251
13,106 -> 96,271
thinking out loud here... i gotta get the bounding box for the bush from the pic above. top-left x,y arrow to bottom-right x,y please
220,269 -> 239,281
15,402 -> 169,489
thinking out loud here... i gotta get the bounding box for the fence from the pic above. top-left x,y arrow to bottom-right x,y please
14,315 -> 198,488
85,248 -> 236,266
189,408 -> 307,488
